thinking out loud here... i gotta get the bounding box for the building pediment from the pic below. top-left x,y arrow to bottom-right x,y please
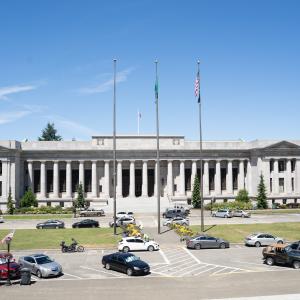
263,141 -> 300,150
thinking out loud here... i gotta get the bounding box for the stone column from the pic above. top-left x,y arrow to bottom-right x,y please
203,160 -> 209,196
142,160 -> 148,197
79,161 -> 85,187
226,160 -> 233,194
246,160 -> 252,195
40,161 -> 46,198
262,159 -> 270,194
191,160 -> 197,187
238,160 -> 245,191
286,159 -> 292,194
179,160 -> 185,196
215,160 -> 221,195
27,160 -> 34,191
104,160 -> 110,197
116,161 -> 123,197
167,160 -> 174,197
296,159 -> 300,194
66,161 -> 72,198
53,161 -> 59,198
273,160 -> 279,194
129,160 -> 135,197
91,160 -> 98,197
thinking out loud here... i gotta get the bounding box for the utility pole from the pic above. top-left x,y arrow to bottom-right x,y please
113,59 -> 117,235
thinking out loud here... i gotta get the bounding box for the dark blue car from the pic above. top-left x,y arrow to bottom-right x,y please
102,252 -> 150,276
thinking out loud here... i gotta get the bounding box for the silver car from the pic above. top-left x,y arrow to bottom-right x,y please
163,217 -> 189,226
212,209 -> 233,218
232,210 -> 251,218
245,233 -> 284,247
186,235 -> 230,249
18,254 -> 62,278
109,216 -> 136,227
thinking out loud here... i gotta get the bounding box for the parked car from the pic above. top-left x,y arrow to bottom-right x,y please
118,237 -> 159,252
109,216 -> 136,228
79,208 -> 105,217
162,207 -> 188,219
245,233 -> 284,247
102,252 -> 150,276
36,219 -> 65,229
0,216 -> 4,223
262,243 -> 300,269
116,211 -> 134,218
186,235 -> 230,250
72,219 -> 99,228
18,254 -> 62,278
0,253 -> 21,280
232,210 -> 251,218
212,209 -> 233,218
163,216 -> 189,226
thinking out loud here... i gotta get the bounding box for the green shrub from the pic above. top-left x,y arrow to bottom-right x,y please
20,188 -> 38,208
235,189 -> 250,203
14,206 -> 73,215
205,201 -> 253,211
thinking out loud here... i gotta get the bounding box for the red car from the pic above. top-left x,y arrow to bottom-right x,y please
0,253 -> 21,280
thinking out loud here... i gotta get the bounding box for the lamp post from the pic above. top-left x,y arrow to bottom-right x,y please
5,238 -> 12,286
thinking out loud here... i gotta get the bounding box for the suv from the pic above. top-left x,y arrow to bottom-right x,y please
162,207 -> 188,219
263,242 -> 300,269
79,208 -> 105,217
212,209 -> 233,218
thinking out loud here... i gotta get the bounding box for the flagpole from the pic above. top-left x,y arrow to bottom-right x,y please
197,60 -> 205,232
113,59 -> 117,235
155,60 -> 161,235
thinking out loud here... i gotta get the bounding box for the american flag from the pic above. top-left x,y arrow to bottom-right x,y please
194,70 -> 200,103
1,230 -> 15,244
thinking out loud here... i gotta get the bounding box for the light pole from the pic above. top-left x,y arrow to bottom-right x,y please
113,59 -> 117,235
5,239 -> 12,286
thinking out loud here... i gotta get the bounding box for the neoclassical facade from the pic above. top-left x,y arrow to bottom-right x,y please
0,135 -> 300,210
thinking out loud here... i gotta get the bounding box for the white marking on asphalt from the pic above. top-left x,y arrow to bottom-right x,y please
182,247 -> 202,264
152,216 -> 158,227
211,267 -> 229,275
63,272 -> 83,279
170,263 -> 201,275
194,266 -> 218,276
80,265 -> 123,277
102,249 -> 104,254
169,257 -> 192,265
159,249 -> 170,264
150,270 -> 174,277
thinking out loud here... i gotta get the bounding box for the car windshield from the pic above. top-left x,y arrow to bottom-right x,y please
125,255 -> 139,263
35,256 -> 53,265
0,257 -> 7,264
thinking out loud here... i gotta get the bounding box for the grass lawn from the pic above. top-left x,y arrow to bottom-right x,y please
250,209 -> 300,215
191,222 -> 300,243
2,214 -> 73,220
0,228 -> 121,250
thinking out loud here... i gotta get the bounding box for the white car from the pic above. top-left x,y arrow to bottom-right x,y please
0,216 -> 4,223
163,217 -> 189,226
116,211 -> 134,218
118,237 -> 159,252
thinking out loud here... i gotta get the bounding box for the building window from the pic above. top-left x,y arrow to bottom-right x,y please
72,169 -> 79,192
34,170 -> 40,193
209,168 -> 215,191
0,181 -> 2,196
279,178 -> 284,193
292,178 -> 295,192
233,168 -> 238,190
270,178 -> 272,193
0,161 -> 2,176
278,160 -> 285,172
174,184 -> 177,192
291,160 -> 296,172
59,201 -> 64,207
270,160 -> 274,172
185,169 -> 191,191
99,185 -> 102,193
221,168 -> 226,190
283,199 -> 287,205
47,201 -> 51,207
84,169 -> 92,192
59,170 -> 66,192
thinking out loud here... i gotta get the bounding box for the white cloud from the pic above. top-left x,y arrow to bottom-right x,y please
0,110 -> 31,124
0,84 -> 37,100
79,68 -> 134,94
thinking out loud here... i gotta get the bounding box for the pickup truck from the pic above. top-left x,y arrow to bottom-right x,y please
79,208 -> 105,217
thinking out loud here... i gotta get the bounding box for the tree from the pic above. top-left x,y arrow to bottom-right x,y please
38,122 -> 62,141
20,188 -> 38,208
192,175 -> 201,208
76,183 -> 86,208
7,187 -> 15,214
236,189 -> 250,203
257,174 -> 268,209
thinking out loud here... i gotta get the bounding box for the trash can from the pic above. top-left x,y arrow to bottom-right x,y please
20,268 -> 31,285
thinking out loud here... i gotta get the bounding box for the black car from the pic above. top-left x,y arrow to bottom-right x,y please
102,252 -> 150,276
36,219 -> 65,229
72,219 -> 99,228
162,208 -> 188,219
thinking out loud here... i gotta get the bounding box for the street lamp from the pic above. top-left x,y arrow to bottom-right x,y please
4,238 -> 12,286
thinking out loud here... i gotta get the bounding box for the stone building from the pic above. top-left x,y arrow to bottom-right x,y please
0,135 -> 300,211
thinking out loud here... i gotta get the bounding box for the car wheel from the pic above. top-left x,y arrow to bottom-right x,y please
56,226 -> 59,229
255,241 -> 261,248
62,247 -> 67,253
36,270 -> 43,278
292,261 -> 300,269
148,245 -> 154,252
126,268 -> 133,276
77,245 -> 84,252
92,225 -> 96,228
224,215 -> 228,218
195,243 -> 201,250
97,213 -> 101,217
266,257 -> 275,266
219,243 -> 226,249
105,263 -> 111,270
277,240 -> 283,244
242,214 -> 245,218
123,246 -> 130,253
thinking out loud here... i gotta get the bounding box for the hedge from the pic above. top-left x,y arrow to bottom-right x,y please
205,201 -> 253,211
13,205 -> 73,215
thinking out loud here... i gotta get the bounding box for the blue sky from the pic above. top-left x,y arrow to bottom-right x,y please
0,0 -> 299,141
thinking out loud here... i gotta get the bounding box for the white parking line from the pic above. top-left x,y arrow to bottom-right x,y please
80,265 -> 124,277
211,267 -> 229,276
170,263 -> 202,276
63,272 -> 83,279
194,266 -> 218,276
182,247 -> 202,264
159,249 -> 170,264
169,257 -> 192,264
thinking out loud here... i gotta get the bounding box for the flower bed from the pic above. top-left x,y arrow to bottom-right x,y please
121,224 -> 150,240
169,223 -> 197,241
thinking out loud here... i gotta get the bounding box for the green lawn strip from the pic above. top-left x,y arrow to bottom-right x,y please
191,222 -> 300,243
250,209 -> 300,215
0,228 -> 121,251
2,214 -> 73,220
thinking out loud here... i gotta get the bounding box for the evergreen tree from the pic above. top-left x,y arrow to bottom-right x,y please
236,189 -> 250,203
192,175 -> 201,208
76,183 -> 86,208
20,188 -> 38,208
257,174 -> 268,209
7,187 -> 15,214
38,122 -> 62,141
